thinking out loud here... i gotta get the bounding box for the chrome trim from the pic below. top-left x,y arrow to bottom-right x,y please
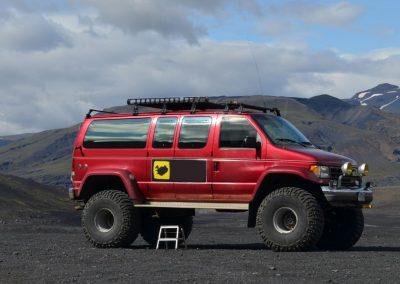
321,186 -> 373,204
321,186 -> 372,193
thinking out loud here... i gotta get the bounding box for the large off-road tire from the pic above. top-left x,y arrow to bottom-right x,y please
317,207 -> 364,250
256,187 -> 324,252
141,213 -> 193,247
82,190 -> 140,248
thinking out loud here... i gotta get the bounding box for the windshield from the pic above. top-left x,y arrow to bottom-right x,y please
252,114 -> 314,148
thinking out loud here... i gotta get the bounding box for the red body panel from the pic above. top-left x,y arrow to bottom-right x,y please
71,111 -> 355,203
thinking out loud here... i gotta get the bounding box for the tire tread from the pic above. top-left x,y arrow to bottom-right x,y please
256,187 -> 324,252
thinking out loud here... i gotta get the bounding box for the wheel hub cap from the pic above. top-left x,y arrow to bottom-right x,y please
94,208 -> 115,233
273,207 -> 298,234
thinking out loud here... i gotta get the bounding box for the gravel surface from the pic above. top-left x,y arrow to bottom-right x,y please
1,207 -> 400,283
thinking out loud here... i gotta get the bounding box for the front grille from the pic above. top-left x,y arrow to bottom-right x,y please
329,167 -> 361,188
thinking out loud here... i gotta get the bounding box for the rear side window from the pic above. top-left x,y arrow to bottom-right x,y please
178,117 -> 212,149
219,116 -> 258,148
84,118 -> 151,148
153,117 -> 178,148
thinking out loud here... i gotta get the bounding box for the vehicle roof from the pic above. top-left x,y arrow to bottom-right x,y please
87,110 -> 268,120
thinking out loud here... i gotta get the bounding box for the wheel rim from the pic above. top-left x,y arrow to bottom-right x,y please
94,208 -> 115,233
273,207 -> 298,234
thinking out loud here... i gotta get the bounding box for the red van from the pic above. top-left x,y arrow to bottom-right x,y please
69,97 -> 373,251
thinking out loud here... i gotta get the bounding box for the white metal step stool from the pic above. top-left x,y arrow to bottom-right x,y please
156,225 -> 187,249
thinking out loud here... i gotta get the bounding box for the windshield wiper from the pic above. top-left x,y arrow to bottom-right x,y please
275,138 -> 308,147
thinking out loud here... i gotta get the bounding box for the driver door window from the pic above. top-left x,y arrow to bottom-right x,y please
219,116 -> 260,148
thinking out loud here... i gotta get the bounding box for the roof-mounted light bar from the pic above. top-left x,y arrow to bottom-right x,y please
127,97 -> 208,106
126,96 -> 280,116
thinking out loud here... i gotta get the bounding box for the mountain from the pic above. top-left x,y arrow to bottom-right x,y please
0,173 -> 72,218
349,83 -> 400,114
0,133 -> 34,147
0,126 -> 78,187
0,93 -> 400,187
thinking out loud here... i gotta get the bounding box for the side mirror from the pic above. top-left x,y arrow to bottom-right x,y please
243,136 -> 258,149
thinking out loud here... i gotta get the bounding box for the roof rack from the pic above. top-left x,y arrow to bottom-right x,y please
127,97 -> 280,116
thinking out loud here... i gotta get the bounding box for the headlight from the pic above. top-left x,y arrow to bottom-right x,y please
358,163 -> 369,176
310,165 -> 330,179
341,162 -> 353,176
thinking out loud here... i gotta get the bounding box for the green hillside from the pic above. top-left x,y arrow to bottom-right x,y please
0,173 -> 72,216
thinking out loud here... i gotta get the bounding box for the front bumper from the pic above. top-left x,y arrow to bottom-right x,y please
321,186 -> 373,206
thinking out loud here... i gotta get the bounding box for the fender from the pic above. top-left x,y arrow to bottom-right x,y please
251,165 -> 322,200
78,168 -> 144,203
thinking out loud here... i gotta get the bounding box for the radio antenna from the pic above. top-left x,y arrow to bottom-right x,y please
247,41 -> 263,96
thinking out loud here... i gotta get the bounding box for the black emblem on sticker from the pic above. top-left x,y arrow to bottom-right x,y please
155,165 -> 168,176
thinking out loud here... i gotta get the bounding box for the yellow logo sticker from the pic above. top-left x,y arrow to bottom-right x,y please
153,161 -> 170,180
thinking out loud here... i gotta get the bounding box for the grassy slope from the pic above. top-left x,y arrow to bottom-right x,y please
0,95 -> 399,187
0,126 -> 78,186
0,173 -> 71,215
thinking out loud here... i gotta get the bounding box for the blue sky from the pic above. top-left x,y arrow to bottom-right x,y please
206,0 -> 399,53
0,0 -> 399,135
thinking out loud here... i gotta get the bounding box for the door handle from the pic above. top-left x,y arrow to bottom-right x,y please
213,161 -> 219,172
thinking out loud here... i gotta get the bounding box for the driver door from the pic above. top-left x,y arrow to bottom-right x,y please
212,115 -> 265,202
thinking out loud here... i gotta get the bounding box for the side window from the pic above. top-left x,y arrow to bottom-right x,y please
153,117 -> 178,148
84,118 -> 151,148
178,117 -> 212,149
219,116 -> 258,148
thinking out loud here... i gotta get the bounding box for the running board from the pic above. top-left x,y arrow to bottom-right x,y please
135,201 -> 249,210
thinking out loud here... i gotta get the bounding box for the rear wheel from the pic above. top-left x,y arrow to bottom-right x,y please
256,187 -> 324,252
317,207 -> 364,250
82,190 -> 140,248
140,212 -> 193,247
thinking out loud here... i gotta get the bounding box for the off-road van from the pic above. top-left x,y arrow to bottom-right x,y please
69,97 -> 373,251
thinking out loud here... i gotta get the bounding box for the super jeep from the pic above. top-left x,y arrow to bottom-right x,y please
69,97 -> 373,251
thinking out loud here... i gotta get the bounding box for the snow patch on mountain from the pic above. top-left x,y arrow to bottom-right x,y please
380,96 -> 400,110
360,93 -> 383,105
349,83 -> 400,114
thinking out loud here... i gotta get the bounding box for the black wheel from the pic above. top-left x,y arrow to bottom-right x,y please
82,190 -> 141,248
256,187 -> 324,252
317,207 -> 364,250
141,213 -> 193,247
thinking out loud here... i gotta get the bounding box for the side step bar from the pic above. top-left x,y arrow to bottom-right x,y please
135,201 -> 249,210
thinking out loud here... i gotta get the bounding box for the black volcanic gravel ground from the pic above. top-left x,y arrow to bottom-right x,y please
1,209 -> 400,283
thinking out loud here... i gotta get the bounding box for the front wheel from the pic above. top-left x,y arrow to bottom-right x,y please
82,190 -> 141,248
317,207 -> 364,250
256,187 -> 324,252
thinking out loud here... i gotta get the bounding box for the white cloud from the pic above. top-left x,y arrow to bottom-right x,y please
79,0 -> 262,44
271,1 -> 364,27
0,12 -> 72,52
0,1 -> 397,136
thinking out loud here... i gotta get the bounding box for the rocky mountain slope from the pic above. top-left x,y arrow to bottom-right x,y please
349,83 -> 400,114
0,92 -> 400,187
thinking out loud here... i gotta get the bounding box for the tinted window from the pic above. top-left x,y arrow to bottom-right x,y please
220,116 -> 258,148
178,117 -> 212,149
153,117 -> 178,148
84,118 -> 151,148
